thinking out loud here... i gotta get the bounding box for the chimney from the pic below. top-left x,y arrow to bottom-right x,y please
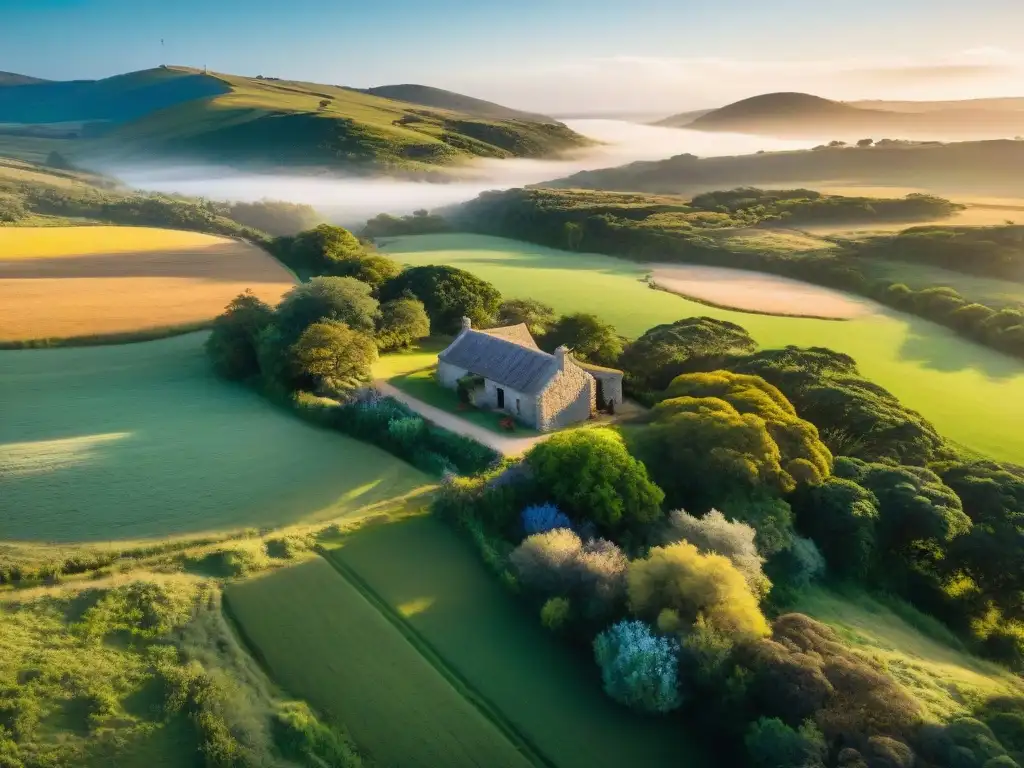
554,345 -> 569,370
461,316 -> 472,331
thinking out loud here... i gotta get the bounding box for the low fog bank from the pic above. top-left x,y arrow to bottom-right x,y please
108,121 -> 820,226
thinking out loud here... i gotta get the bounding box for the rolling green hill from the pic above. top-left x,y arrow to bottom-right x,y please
0,66 -> 589,174
657,91 -> 1024,138
362,83 -> 553,122
545,139 -> 1024,197
0,71 -> 49,87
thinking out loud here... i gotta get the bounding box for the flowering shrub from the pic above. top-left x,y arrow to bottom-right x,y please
593,620 -> 681,714
522,503 -> 572,535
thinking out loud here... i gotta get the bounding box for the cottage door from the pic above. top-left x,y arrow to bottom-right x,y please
496,388 -> 505,409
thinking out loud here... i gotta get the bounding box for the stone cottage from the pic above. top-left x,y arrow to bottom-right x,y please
436,318 -> 624,431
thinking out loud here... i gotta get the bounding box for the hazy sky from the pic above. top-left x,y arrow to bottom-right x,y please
3,0 -> 1023,113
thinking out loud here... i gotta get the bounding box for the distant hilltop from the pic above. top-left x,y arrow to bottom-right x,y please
655,91 -> 1024,139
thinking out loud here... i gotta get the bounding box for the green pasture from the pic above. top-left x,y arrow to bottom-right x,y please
793,586 -> 1024,721
325,514 -> 708,768
0,333 -> 430,542
224,557 -> 533,768
381,233 -> 1024,465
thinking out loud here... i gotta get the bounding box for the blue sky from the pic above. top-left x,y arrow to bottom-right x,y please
2,0 -> 1023,111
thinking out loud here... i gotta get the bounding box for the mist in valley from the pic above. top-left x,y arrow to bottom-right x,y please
109,120 -> 821,225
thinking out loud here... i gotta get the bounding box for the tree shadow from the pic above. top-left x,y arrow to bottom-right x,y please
893,311 -> 1024,380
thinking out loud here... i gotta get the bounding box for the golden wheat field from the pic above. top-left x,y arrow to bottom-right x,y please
0,227 -> 295,341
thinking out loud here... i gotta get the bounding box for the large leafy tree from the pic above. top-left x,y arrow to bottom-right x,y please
285,224 -> 365,272
496,298 -> 557,337
524,428 -> 664,536
291,320 -> 377,397
731,347 -> 944,465
379,265 -> 502,334
275,276 -> 380,342
620,316 -> 757,392
790,477 -> 880,579
637,372 -> 831,512
542,313 -> 624,366
205,291 -> 276,380
628,541 -> 770,639
377,297 -> 430,352
938,460 -> 1024,620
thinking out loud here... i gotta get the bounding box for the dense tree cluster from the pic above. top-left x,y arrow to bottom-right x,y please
379,264 -> 502,334
360,209 -> 451,239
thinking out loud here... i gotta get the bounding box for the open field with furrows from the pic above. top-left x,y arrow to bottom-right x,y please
381,233 -> 1024,464
793,586 -> 1024,722
324,515 -> 708,768
0,333 -> 432,541
0,226 -> 295,342
649,263 -> 876,319
225,557 -> 535,768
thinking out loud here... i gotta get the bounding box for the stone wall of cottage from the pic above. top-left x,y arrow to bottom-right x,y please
481,380 -> 539,428
537,361 -> 595,431
589,370 -> 624,406
437,361 -> 467,388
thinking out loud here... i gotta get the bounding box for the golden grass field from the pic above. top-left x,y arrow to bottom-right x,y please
649,263 -> 876,319
0,226 -> 295,341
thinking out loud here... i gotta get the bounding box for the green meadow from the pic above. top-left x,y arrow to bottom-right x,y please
0,332 -> 430,542
325,514 -> 708,768
381,233 -> 1024,465
225,557 -> 534,768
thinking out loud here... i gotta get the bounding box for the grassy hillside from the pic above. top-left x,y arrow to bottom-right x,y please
546,139 -> 1024,197
0,66 -> 589,173
658,91 -> 1024,138
362,83 -> 553,122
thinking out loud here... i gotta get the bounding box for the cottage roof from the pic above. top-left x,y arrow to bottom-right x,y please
479,323 -> 540,349
439,326 -> 557,394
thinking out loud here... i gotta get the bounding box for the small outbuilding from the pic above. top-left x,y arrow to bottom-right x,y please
436,318 -> 624,431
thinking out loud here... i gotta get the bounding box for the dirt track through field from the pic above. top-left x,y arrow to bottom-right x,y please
0,227 -> 295,341
649,263 -> 876,319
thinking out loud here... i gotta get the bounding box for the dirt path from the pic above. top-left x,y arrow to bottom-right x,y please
375,381 -> 548,457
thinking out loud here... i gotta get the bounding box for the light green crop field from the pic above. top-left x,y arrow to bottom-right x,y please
325,515 -> 708,768
382,234 -> 1024,465
224,557 -> 534,768
793,586 -> 1024,722
0,333 -> 431,542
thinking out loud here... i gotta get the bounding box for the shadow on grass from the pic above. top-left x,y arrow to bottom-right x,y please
894,312 -> 1024,380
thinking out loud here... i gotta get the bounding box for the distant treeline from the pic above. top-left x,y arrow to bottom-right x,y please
449,187 -> 1024,360
548,138 -> 1024,196
0,160 -> 321,238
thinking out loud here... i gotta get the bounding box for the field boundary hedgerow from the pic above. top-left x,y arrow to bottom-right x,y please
0,319 -> 213,349
317,546 -> 556,768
